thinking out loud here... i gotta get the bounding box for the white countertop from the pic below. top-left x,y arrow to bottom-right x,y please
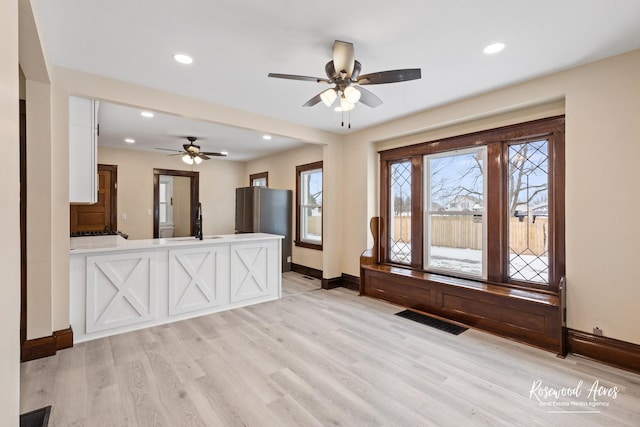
70,233 -> 283,254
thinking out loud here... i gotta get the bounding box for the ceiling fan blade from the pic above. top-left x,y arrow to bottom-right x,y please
198,154 -> 210,160
200,151 -> 227,157
357,68 -> 422,85
155,147 -> 182,153
268,73 -> 330,83
356,86 -> 383,108
333,40 -> 355,78
303,92 -> 324,107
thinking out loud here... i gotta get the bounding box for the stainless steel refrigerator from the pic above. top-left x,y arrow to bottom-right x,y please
235,187 -> 292,272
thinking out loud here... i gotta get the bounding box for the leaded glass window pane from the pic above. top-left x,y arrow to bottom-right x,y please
389,161 -> 412,264
508,140 -> 549,284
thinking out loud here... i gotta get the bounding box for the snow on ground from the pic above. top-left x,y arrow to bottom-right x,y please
425,246 -> 548,284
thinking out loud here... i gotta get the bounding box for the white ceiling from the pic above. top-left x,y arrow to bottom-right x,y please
33,0 -> 640,158
97,102 -> 307,161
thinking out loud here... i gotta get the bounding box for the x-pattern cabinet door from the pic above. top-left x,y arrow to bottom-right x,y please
86,252 -> 157,333
230,240 -> 280,303
168,246 -> 228,315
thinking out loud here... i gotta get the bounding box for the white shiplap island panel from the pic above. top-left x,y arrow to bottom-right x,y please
70,233 -> 282,343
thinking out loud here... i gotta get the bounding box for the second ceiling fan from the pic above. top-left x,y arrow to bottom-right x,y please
156,136 -> 227,165
268,40 -> 421,113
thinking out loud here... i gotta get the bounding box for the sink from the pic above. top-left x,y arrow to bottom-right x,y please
165,236 -> 222,242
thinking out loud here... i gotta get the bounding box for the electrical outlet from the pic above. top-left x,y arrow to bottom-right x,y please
287,256 -> 292,263
593,326 -> 603,336
121,213 -> 127,220
147,209 -> 152,216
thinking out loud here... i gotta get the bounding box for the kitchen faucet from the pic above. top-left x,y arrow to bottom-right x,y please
195,202 -> 203,240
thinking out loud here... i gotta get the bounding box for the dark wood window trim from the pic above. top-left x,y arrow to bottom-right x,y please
295,161 -> 323,251
153,169 -> 199,238
379,116 -> 565,293
250,171 -> 268,187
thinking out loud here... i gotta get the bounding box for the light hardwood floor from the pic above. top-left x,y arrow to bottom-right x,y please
21,272 -> 640,426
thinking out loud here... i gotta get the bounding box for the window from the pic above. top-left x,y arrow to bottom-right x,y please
250,171 -> 268,187
425,147 -> 487,279
380,116 -> 564,291
159,176 -> 173,225
389,160 -> 412,264
507,140 -> 550,284
296,161 -> 322,249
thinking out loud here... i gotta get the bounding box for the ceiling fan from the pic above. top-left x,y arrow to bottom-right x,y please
156,136 -> 227,165
268,40 -> 421,121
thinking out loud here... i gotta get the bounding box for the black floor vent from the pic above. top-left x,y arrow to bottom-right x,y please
20,405 -> 51,427
395,310 -> 468,335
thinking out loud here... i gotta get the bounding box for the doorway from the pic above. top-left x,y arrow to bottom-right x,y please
158,175 -> 192,237
153,169 -> 199,238
70,164 -> 118,233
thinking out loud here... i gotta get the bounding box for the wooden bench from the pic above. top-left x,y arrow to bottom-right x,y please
360,217 -> 566,355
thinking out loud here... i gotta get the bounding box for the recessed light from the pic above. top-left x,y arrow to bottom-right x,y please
262,135 -> 272,140
124,138 -> 135,144
483,43 -> 505,55
140,111 -> 154,118
173,53 -> 193,64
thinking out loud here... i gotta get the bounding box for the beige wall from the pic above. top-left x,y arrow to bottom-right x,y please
246,143 -> 324,271
343,49 -> 640,345
1,0 -> 20,422
25,80 -> 53,339
98,146 -> 245,239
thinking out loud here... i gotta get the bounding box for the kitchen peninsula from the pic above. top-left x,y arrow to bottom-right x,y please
70,233 -> 282,343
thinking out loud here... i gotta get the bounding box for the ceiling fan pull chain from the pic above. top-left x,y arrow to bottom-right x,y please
348,108 -> 351,129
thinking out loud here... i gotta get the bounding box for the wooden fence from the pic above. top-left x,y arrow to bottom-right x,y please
393,215 -> 548,255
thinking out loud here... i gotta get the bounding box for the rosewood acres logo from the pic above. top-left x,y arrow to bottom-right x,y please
529,379 -> 620,413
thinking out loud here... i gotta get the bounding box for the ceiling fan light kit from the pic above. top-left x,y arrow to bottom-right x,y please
343,86 -> 361,104
156,136 -> 227,164
268,40 -> 421,127
320,88 -> 337,106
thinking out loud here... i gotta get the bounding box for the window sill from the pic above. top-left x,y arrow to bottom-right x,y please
295,240 -> 323,251
367,264 -> 559,305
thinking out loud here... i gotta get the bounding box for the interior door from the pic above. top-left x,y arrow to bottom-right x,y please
70,164 -> 117,233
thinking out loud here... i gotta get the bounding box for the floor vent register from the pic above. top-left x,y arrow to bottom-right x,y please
395,310 -> 468,335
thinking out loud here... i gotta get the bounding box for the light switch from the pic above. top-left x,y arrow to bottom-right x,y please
121,213 -> 127,220
147,209 -> 152,216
